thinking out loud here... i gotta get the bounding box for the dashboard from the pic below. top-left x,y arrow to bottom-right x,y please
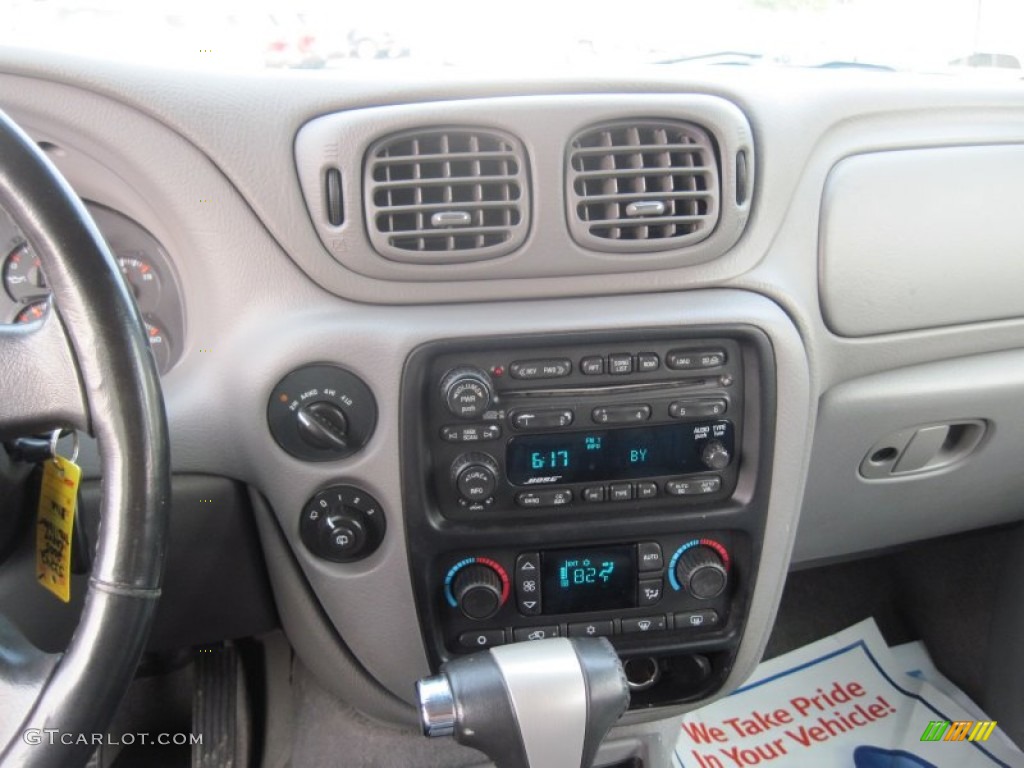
3,48 -> 1024,743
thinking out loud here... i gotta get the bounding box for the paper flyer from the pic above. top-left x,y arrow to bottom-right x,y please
674,619 -> 1024,767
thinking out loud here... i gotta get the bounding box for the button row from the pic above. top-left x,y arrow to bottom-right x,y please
509,359 -> 572,380
665,349 -> 727,370
441,423 -> 502,443
515,489 -> 573,508
577,476 -> 721,505
456,609 -> 720,651
508,400 -> 727,433
580,481 -> 658,505
665,476 -> 722,496
581,352 -> 661,376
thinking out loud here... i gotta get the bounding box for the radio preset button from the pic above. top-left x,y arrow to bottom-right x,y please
608,483 -> 633,502
592,404 -> 652,424
636,481 -> 658,499
568,620 -> 614,638
509,359 -> 572,380
515,489 -> 573,508
639,579 -> 664,607
582,486 -> 606,503
675,610 -> 720,630
622,616 -> 667,634
607,353 -> 634,375
441,424 -> 502,442
637,542 -> 664,572
669,399 -> 728,420
510,408 -> 574,431
637,352 -> 660,372
580,356 -> 605,375
513,626 -> 560,642
515,552 -> 542,615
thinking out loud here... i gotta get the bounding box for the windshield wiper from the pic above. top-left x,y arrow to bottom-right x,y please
654,50 -> 763,66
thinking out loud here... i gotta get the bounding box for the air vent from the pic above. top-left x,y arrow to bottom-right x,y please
365,128 -> 529,263
567,121 -> 719,253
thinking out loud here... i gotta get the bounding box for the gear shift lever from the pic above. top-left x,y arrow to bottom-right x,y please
416,637 -> 629,768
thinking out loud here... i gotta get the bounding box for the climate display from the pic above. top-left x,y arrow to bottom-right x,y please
506,421 -> 732,485
541,545 -> 636,613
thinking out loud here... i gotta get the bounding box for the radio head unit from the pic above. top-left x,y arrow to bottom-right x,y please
422,336 -> 744,520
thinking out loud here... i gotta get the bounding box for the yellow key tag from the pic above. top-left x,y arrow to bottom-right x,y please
36,454 -> 81,602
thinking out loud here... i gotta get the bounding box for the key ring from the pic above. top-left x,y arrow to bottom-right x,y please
49,428 -> 79,467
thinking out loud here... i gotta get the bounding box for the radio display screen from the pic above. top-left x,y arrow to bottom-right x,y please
541,545 -> 637,613
506,421 -> 731,486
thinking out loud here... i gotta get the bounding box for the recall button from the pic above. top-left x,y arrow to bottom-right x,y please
639,579 -> 664,607
510,359 -> 572,380
458,629 -> 506,650
513,625 -> 560,642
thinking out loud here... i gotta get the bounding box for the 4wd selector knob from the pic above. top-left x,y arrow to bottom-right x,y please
675,545 -> 729,600
451,453 -> 499,502
441,367 -> 494,420
452,563 -> 504,620
700,440 -> 731,471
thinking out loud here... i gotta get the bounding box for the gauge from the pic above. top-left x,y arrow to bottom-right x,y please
13,299 -> 49,324
116,253 -> 162,311
144,318 -> 172,374
3,243 -> 48,303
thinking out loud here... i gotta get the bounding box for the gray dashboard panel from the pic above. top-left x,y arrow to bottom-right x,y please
820,144 -> 1024,336
796,349 -> 1024,563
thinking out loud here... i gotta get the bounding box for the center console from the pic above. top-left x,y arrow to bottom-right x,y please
401,326 -> 775,709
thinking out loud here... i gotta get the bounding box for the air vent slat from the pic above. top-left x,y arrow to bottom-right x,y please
380,200 -> 521,215
372,174 -> 521,190
567,120 -> 719,253
573,166 -> 713,180
366,128 -> 529,263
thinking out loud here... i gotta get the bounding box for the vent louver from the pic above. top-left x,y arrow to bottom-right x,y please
567,121 -> 719,252
365,128 -> 529,263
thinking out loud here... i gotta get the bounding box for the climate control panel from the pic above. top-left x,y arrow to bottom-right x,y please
434,535 -> 740,655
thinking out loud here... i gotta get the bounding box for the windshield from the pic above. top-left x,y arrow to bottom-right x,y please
3,0 -> 1022,76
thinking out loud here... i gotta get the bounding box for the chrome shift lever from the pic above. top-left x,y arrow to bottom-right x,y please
416,637 -> 629,768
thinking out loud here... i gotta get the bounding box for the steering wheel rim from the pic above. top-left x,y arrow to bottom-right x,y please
0,109 -> 170,766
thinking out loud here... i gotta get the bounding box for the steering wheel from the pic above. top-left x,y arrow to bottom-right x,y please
0,110 -> 170,766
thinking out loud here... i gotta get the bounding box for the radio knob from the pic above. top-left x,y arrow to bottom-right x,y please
451,453 -> 499,502
441,367 -> 494,420
675,546 -> 729,600
701,440 -> 731,471
453,563 -> 505,620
